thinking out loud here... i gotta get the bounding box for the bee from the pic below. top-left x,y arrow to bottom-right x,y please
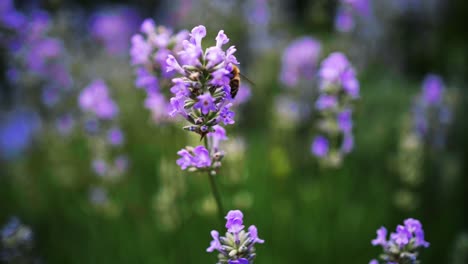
229,65 -> 254,99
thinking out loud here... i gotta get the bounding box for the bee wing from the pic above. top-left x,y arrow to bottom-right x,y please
239,72 -> 256,86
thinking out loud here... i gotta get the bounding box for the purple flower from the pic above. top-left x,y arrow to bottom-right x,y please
369,260 -> 379,264
135,67 -> 159,92
218,104 -> 236,125
228,259 -> 249,264
0,109 -> 40,160
319,52 -> 354,89
78,80 -> 118,120
335,8 -> 355,33
166,54 -> 185,74
92,159 -> 107,177
225,210 -> 245,234
403,218 -> 422,233
248,225 -> 265,244
176,149 -> 193,170
337,109 -> 353,132
107,127 -> 124,146
208,125 -> 228,150
208,209 -> 264,263
371,227 -> 388,247
414,229 -> 430,248
341,68 -> 360,98
391,225 -> 412,248
194,93 -> 217,115
206,230 -> 222,252
89,8 -> 140,55
316,95 -> 338,110
55,114 -> 75,135
145,92 -> 170,122
341,133 -> 354,153
169,95 -> 188,118
130,34 -> 151,65
210,68 -> 230,87
422,74 -> 444,105
280,37 -> 322,87
190,25 -> 206,49
311,136 -> 329,157
192,145 -> 212,168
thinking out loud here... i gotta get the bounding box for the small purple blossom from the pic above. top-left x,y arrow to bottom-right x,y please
311,136 -> 329,158
371,227 -> 387,247
218,104 -> 236,125
315,95 -> 338,110
107,127 -> 124,146
194,93 -> 217,115
79,80 -> 118,120
206,230 -> 222,253
176,146 -> 212,170
337,109 -> 353,132
248,225 -> 265,244
422,74 -> 444,105
225,210 -> 244,234
92,159 -> 107,177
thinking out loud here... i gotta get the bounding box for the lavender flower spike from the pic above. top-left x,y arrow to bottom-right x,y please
370,218 -> 429,263
208,210 -> 264,264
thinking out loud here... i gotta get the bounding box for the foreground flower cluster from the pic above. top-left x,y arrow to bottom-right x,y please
370,218 -> 429,264
207,210 -> 264,264
311,52 -> 359,166
166,25 -> 238,173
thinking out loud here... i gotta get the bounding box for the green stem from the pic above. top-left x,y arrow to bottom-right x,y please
204,136 -> 225,222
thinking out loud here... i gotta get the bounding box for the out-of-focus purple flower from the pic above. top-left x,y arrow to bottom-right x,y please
0,0 -> 25,30
55,113 -> 75,135
79,79 -> 118,120
42,86 -> 60,107
107,127 -> 124,146
335,8 -> 355,33
369,260 -> 379,264
319,53 -> 358,98
371,227 -> 388,247
208,209 -> 264,263
343,0 -> 371,16
311,136 -> 329,158
89,7 -> 140,55
422,74 -> 444,105
176,149 -> 193,170
84,118 -> 100,134
0,110 -> 41,160
144,92 -> 171,122
233,84 -> 251,106
280,37 -> 321,87
337,109 -> 353,132
92,159 -> 107,177
341,133 -> 354,153
26,38 -> 63,75
208,125 -> 228,150
316,95 -> 338,110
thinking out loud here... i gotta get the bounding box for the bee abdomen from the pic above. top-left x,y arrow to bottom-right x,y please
229,78 -> 240,99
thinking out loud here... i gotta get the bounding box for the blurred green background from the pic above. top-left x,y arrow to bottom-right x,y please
1,0 -> 468,263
